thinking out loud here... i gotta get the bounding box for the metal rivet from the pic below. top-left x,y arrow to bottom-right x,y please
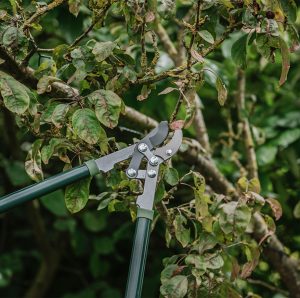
149,156 -> 159,166
147,169 -> 156,178
166,149 -> 173,156
127,168 -> 137,178
138,143 -> 148,152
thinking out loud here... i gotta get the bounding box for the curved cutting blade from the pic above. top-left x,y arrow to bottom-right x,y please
154,129 -> 183,161
127,121 -> 169,174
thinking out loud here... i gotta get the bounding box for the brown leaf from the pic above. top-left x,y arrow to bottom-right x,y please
158,87 -> 177,95
266,198 -> 282,220
170,120 -> 184,130
240,248 -> 260,279
191,49 -> 204,63
230,258 -> 240,281
279,38 -> 290,86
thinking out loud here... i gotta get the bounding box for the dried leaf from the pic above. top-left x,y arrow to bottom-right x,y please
191,49 -> 204,62
279,38 -> 290,86
158,86 -> 177,95
266,198 -> 282,220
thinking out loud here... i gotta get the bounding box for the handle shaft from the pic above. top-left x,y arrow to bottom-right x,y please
0,164 -> 90,213
125,216 -> 151,298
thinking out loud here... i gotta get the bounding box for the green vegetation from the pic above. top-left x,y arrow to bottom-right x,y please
0,0 -> 300,297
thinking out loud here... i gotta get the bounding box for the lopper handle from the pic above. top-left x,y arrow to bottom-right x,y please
0,164 -> 91,213
125,212 -> 153,298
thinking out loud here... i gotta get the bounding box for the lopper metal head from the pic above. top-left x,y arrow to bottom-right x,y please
94,121 -> 183,211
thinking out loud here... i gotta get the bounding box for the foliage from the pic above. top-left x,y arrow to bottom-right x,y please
0,0 -> 300,297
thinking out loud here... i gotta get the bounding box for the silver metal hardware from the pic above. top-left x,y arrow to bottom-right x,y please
149,156 -> 159,166
127,168 -> 137,177
166,149 -> 173,156
147,170 -> 156,178
138,143 -> 148,152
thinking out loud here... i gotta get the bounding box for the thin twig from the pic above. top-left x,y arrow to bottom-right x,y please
24,0 -> 67,29
236,69 -> 258,179
247,278 -> 289,296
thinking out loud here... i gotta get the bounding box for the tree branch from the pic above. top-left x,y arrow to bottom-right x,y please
192,92 -> 211,153
24,0 -> 67,29
236,69 -> 258,179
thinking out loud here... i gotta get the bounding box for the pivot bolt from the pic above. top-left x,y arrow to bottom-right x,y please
149,156 -> 159,166
147,170 -> 157,178
166,149 -> 173,156
127,168 -> 137,178
138,143 -> 148,152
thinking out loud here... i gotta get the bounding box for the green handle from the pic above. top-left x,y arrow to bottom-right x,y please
125,216 -> 152,298
0,164 -> 91,213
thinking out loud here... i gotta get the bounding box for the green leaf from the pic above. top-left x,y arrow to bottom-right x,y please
205,254 -> 224,269
93,237 -> 114,255
65,177 -> 92,213
219,202 -> 251,235
92,41 -> 116,62
160,275 -> 188,298
274,128 -> 300,148
279,0 -> 297,23
37,76 -> 60,94
216,77 -> 227,106
8,0 -> 17,14
0,71 -> 30,114
174,214 -> 190,248
164,167 -> 179,186
231,34 -> 248,69
2,26 -> 26,49
218,0 -> 234,8
185,255 -> 206,271
41,138 -> 68,164
198,30 -> 214,44
88,90 -> 123,128
40,102 -> 60,123
25,139 -> 44,182
256,145 -> 277,166
293,201 -> 300,219
40,190 -> 68,216
154,180 -> 166,203
51,103 -> 69,127
72,108 -> 106,144
82,211 -> 107,232
4,160 -> 31,186
161,264 -> 179,283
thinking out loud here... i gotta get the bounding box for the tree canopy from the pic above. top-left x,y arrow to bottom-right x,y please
0,0 -> 300,297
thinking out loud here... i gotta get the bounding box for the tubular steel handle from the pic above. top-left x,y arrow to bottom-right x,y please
0,164 -> 91,213
125,216 -> 152,298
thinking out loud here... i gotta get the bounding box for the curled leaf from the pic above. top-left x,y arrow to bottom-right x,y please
266,198 -> 282,220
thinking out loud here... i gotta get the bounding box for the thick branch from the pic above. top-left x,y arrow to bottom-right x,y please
192,93 -> 211,153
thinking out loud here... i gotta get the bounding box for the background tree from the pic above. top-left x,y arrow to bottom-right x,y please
0,0 -> 300,297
